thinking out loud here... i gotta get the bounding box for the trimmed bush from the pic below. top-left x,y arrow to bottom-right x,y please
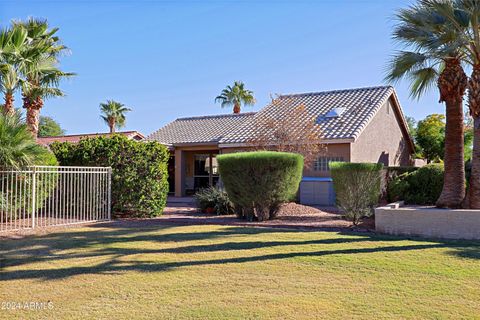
384,166 -> 418,202
330,162 -> 383,225
194,187 -> 234,215
50,135 -> 169,217
387,164 -> 443,205
217,151 -> 303,221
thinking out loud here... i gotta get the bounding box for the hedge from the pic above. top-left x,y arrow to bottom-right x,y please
50,135 -> 169,217
217,151 -> 303,221
387,164 -> 443,205
330,162 -> 383,225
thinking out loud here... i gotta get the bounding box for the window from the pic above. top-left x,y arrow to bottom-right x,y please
314,156 -> 344,171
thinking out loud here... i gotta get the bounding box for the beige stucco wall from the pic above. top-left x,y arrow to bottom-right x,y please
375,205 -> 480,240
350,98 -> 412,166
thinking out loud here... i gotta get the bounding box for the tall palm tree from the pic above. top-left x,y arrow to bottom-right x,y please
215,81 -> 255,114
386,0 -> 468,208
0,25 -> 28,115
0,111 -> 50,169
21,57 -> 71,136
100,100 -> 131,133
431,0 -> 480,208
16,18 -> 73,137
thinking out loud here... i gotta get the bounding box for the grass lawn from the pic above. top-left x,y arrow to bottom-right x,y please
1,222 -> 480,319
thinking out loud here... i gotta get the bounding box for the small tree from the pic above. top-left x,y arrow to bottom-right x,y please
246,97 -> 325,169
415,114 -> 445,163
38,116 -> 65,137
330,162 -> 383,225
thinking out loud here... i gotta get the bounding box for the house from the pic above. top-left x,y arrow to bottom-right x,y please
147,86 -> 415,203
37,131 -> 145,146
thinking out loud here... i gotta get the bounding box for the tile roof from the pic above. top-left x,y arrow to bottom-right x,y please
37,131 -> 145,146
219,86 -> 401,144
146,113 -> 256,145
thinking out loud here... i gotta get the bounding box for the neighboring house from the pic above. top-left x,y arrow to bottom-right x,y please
37,131 -> 145,146
147,86 -> 415,203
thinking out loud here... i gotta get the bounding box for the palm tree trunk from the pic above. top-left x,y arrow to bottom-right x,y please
23,95 -> 43,137
108,118 -> 116,133
3,92 -> 14,116
436,59 -> 468,208
26,107 -> 40,137
463,66 -> 480,208
233,103 -> 241,114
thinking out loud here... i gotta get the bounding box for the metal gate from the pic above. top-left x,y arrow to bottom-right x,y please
0,166 -> 111,233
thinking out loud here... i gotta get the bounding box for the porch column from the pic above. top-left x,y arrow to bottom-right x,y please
209,153 -> 213,187
174,149 -> 185,197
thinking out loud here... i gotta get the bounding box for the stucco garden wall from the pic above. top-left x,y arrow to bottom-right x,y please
375,203 -> 480,240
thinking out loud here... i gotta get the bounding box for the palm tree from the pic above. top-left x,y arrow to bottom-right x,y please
16,18 -> 73,137
215,81 -> 255,114
0,111 -> 51,169
386,1 -> 468,208
426,0 -> 480,208
21,56 -> 72,136
0,25 -> 28,115
100,100 -> 131,133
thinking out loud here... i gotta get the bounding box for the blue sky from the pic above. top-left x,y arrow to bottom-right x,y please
1,0 -> 439,136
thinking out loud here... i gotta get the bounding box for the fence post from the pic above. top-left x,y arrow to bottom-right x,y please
107,167 -> 112,220
31,166 -> 36,229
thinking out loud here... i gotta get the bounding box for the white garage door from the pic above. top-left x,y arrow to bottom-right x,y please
299,177 -> 335,206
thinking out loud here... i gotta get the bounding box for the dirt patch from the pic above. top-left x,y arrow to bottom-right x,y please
160,202 -> 374,231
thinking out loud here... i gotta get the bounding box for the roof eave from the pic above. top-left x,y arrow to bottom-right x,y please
219,138 -> 355,149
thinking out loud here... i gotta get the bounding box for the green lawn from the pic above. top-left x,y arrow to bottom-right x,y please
1,223 -> 480,319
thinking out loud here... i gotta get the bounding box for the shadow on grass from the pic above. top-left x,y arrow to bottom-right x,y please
1,220 -> 479,281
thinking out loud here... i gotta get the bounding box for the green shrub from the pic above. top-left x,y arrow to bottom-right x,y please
194,187 -> 234,215
387,164 -> 443,205
330,162 -> 383,225
0,119 -> 59,214
217,151 -> 303,221
50,135 -> 169,217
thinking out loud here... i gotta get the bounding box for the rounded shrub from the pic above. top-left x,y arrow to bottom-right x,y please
330,162 -> 383,225
387,164 -> 443,205
217,151 -> 304,221
50,135 -> 170,217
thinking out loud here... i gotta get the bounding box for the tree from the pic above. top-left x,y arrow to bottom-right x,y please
38,116 -> 65,137
416,114 -> 445,163
246,97 -> 325,169
99,100 -> 131,133
386,1 -> 468,208
0,25 -> 28,115
15,18 -> 73,137
427,0 -> 480,208
405,116 -> 417,137
215,81 -> 255,114
0,111 -> 52,169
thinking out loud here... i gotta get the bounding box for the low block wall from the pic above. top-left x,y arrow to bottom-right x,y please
375,205 -> 480,240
